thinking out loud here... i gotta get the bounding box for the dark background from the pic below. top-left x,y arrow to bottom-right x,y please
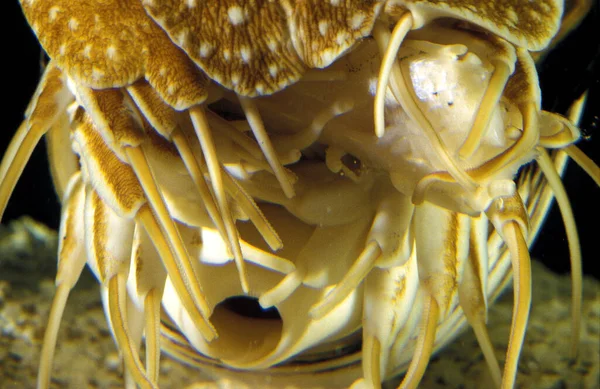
3,2 -> 599,279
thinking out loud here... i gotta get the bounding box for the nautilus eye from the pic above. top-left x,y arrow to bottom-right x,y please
2,0 -> 599,389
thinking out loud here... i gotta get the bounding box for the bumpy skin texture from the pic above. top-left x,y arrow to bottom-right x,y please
7,1 -> 596,389
280,0 -> 385,68
395,0 -> 563,50
141,0 -> 307,96
20,0 -> 210,108
19,0 -> 561,96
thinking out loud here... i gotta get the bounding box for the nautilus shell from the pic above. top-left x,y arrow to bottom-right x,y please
2,1 -> 599,389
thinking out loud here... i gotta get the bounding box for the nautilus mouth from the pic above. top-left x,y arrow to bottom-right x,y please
3,1 -> 598,388
203,296 -> 283,365
161,203 -> 365,370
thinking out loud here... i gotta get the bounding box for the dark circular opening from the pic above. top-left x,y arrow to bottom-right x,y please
220,296 -> 281,320
208,295 -> 283,364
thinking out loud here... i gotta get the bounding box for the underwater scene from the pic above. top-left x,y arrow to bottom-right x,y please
1,0 -> 599,388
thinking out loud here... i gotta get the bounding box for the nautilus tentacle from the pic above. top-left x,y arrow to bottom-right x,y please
0,63 -> 71,218
2,0 -> 599,389
36,172 -> 86,388
458,214 -> 502,387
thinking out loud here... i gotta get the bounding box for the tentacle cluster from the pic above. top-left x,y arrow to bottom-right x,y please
1,1 -> 598,389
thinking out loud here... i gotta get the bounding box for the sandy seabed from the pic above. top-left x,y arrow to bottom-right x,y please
1,217 -> 598,389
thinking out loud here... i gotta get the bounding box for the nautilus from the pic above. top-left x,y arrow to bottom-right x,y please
2,0 -> 599,388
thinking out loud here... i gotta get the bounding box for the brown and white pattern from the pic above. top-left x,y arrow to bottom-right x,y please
1,1 -> 598,389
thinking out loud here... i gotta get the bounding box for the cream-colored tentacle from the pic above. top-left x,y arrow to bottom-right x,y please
126,145 -> 214,315
396,296 -> 439,389
135,205 -> 216,341
536,148 -> 582,358
107,273 -> 157,389
374,13 -> 413,138
189,105 -> 248,293
565,145 -> 600,186
487,194 -> 531,389
0,64 -> 71,219
372,21 -> 476,192
458,214 -> 502,387
459,58 -> 514,159
37,174 -> 86,389
238,96 -> 296,198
